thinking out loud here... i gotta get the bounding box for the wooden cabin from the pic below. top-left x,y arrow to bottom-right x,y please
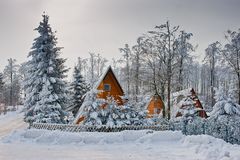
173,88 -> 207,118
146,93 -> 165,118
95,66 -> 124,105
75,66 -> 124,124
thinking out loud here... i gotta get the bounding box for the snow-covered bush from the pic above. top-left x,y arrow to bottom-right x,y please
170,97 -> 206,135
75,90 -> 150,127
205,85 -> 240,144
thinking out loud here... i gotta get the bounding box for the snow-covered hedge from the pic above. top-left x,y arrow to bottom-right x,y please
170,118 -> 240,145
74,90 -> 152,127
170,90 -> 240,145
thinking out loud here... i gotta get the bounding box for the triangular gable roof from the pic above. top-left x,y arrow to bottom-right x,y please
172,88 -> 207,118
144,93 -> 165,118
93,65 -> 124,94
144,96 -> 152,110
144,93 -> 163,110
172,88 -> 193,98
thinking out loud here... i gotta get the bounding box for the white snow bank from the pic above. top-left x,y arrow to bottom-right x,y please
183,135 -> 240,160
2,129 -> 182,145
2,129 -> 240,160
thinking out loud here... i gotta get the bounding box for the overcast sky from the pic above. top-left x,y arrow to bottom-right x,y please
0,0 -> 240,72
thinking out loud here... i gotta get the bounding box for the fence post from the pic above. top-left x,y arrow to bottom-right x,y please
28,122 -> 32,129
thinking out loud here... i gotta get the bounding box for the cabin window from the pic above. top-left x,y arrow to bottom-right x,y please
154,108 -> 161,114
104,84 -> 111,91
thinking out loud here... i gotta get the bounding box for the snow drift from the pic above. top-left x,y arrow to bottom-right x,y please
2,129 -> 240,160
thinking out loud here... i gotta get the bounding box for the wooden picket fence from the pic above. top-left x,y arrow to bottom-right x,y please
30,122 -> 170,132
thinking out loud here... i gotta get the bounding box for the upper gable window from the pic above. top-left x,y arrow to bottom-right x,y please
104,84 -> 111,91
154,108 -> 161,114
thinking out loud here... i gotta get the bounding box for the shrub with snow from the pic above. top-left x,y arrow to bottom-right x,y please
75,90 -> 150,127
170,97 -> 206,135
206,85 -> 240,144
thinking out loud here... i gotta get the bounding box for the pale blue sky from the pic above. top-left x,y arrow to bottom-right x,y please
0,0 -> 240,71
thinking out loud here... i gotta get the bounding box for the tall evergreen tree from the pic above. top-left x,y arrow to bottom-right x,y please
68,58 -> 89,116
0,73 -> 4,103
222,29 -> 240,104
3,58 -> 19,106
204,42 -> 221,107
24,14 -> 68,123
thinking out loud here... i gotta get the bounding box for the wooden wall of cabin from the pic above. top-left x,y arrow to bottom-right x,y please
97,71 -> 124,105
147,96 -> 164,117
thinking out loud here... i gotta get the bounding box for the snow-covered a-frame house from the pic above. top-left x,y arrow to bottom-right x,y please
146,93 -> 165,118
95,66 -> 124,105
172,88 -> 208,118
74,66 -> 124,124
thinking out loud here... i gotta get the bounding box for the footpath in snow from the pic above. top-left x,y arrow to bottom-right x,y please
0,107 -> 27,139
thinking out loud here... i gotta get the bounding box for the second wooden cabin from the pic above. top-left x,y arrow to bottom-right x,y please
146,93 -> 165,118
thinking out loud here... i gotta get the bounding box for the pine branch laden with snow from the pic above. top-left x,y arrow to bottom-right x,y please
75,90 -> 151,127
205,85 -> 240,144
0,73 -> 4,104
174,96 -> 204,134
24,14 -> 69,124
66,62 -> 90,116
210,85 -> 240,118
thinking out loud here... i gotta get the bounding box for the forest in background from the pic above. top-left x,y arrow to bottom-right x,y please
0,17 -> 239,117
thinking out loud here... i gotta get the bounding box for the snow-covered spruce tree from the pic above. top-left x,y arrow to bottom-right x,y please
203,41 -> 221,108
0,73 -> 4,103
176,97 -> 205,135
103,98 -> 149,127
77,90 -> 149,127
206,85 -> 240,144
24,14 -> 68,124
228,80 -> 238,103
3,58 -> 20,106
68,58 -> 89,116
75,89 -> 105,126
222,29 -> 240,104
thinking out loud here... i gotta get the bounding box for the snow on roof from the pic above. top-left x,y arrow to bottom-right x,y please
93,66 -> 111,90
144,95 -> 152,110
171,88 -> 193,98
171,88 -> 193,119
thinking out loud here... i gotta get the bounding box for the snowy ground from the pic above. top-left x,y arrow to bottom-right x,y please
0,110 -> 240,160
0,107 -> 27,139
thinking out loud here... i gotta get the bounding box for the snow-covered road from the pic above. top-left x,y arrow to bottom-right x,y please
0,111 -> 240,160
0,111 -> 27,138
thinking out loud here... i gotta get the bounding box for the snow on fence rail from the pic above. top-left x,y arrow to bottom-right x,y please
30,123 -> 170,132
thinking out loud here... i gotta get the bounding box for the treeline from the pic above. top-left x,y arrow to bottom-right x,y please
116,25 -> 240,113
78,22 -> 240,115
0,58 -> 23,108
